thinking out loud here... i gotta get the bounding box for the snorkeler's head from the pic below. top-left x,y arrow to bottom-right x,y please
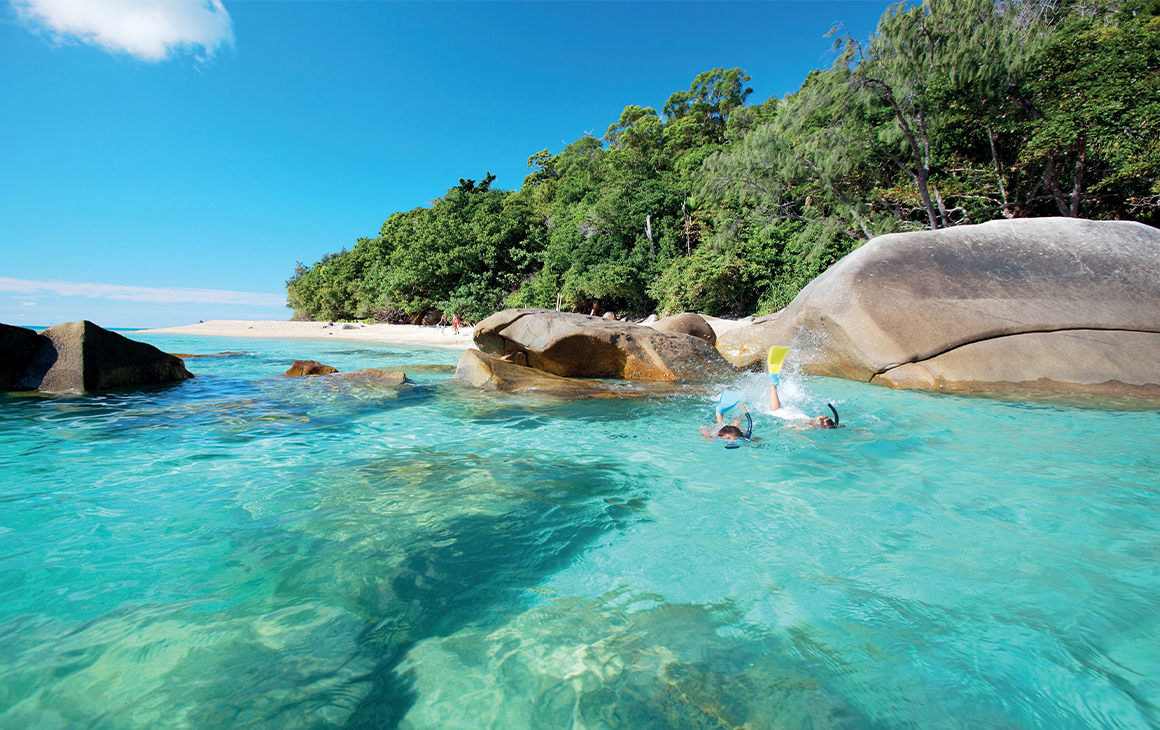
811,415 -> 836,429
718,425 -> 746,440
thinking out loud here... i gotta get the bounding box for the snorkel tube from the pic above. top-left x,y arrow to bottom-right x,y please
715,390 -> 753,448
827,402 -> 840,427
723,406 -> 753,449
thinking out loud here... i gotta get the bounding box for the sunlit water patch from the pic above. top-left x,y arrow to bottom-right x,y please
1,335 -> 1157,728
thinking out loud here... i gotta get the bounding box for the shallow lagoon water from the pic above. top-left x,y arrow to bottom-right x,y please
1,335 -> 1158,729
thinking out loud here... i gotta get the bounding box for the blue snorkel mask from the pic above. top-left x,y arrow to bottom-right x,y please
714,389 -> 754,448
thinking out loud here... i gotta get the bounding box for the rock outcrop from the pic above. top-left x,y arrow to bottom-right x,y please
872,330 -> 1160,395
0,324 -> 42,390
285,360 -> 339,376
4,321 -> 193,393
651,312 -> 717,346
454,349 -> 678,398
716,218 -> 1160,395
714,313 -> 779,369
473,309 -> 735,382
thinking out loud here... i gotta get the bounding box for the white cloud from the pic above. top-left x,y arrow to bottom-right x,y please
11,0 -> 234,62
0,277 -> 284,307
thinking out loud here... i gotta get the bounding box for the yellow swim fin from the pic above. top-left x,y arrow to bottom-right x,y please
766,346 -> 790,374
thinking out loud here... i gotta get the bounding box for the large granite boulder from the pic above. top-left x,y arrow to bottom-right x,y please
0,324 -> 42,390
454,349 -> 682,398
713,313 -> 779,368
7,321 -> 193,393
650,312 -> 717,345
716,218 -> 1160,395
473,309 -> 735,382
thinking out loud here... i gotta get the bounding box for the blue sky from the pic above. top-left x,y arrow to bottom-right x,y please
1,0 -> 894,329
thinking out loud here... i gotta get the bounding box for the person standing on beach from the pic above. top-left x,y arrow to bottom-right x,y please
452,315 -> 461,334
437,315 -> 448,334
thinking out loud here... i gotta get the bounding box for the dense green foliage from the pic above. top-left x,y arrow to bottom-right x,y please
289,0 -> 1159,323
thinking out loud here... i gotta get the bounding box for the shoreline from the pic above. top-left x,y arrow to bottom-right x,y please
137,319 -> 478,348
136,314 -> 750,349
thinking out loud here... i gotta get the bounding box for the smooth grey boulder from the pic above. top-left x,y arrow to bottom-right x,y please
0,323 -> 42,390
651,312 -> 717,346
715,218 -> 1160,395
872,330 -> 1160,395
473,308 -> 735,382
11,321 -> 193,393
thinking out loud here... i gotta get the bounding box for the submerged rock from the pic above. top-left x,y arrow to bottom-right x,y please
285,360 -> 339,376
338,369 -> 408,385
717,218 -> 1160,396
473,308 -> 735,382
5,320 -> 193,394
651,312 -> 716,346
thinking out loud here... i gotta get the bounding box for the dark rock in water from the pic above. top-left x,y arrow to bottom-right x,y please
285,360 -> 339,376
473,308 -> 735,382
338,369 -> 408,385
0,323 -> 42,390
652,312 -> 716,346
717,218 -> 1160,396
8,320 -> 193,394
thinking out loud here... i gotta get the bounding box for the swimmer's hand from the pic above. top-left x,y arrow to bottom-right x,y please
768,373 -> 780,387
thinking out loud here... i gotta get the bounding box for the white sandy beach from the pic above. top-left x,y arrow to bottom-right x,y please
138,315 -> 750,347
138,319 -> 478,347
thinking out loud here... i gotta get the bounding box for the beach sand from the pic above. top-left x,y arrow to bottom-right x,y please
138,315 -> 750,348
138,320 -> 478,348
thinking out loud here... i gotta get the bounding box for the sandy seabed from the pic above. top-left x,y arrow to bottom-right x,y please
138,320 -> 477,348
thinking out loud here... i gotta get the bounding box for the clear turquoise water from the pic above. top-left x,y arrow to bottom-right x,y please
1,334 -> 1158,729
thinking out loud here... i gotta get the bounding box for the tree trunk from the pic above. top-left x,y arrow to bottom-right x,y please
682,199 -> 692,255
875,80 -> 940,229
987,125 -> 1013,218
1070,141 -> 1086,217
916,168 -> 940,229
645,214 -> 655,261
934,185 -> 949,228
1044,158 -> 1070,216
1011,87 -> 1071,217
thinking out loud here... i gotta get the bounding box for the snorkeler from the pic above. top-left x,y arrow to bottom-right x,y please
769,373 -> 838,429
765,345 -> 838,429
700,390 -> 753,446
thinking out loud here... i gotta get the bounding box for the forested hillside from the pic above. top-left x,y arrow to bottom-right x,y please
288,0 -> 1160,324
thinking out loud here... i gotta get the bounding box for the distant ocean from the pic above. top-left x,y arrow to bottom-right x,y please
21,325 -> 143,332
